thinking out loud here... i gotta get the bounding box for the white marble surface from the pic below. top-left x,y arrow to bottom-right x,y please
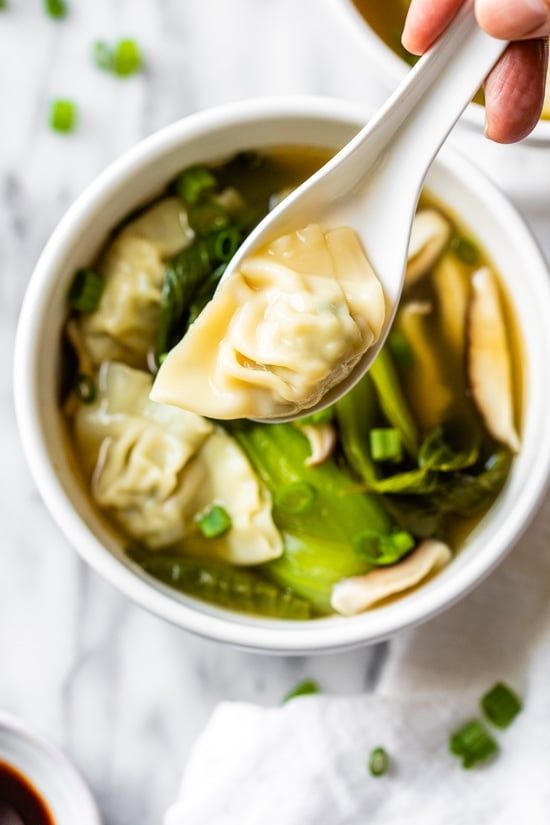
0,3 -> 549,824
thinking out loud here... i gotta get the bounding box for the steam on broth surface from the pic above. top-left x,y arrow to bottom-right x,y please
352,0 -> 550,118
61,147 -> 521,619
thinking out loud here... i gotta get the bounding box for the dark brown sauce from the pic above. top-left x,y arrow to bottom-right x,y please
0,762 -> 54,825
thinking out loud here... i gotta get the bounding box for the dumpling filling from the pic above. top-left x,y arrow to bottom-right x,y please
151,224 -> 385,419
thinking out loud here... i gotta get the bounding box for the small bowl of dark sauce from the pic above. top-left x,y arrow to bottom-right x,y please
0,761 -> 53,825
0,713 -> 101,825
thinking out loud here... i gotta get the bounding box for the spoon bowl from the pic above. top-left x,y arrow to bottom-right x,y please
220,0 -> 506,422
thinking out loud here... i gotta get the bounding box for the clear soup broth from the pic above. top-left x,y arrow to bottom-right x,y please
60,147 -> 522,620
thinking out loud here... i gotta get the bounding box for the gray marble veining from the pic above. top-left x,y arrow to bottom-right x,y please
1,3 -> 549,825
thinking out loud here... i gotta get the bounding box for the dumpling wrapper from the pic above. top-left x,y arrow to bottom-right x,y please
79,198 -> 193,369
151,224 -> 385,420
73,362 -> 282,563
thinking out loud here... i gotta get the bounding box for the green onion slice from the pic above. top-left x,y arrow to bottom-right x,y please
93,40 -> 113,71
368,747 -> 389,777
113,38 -> 142,76
75,374 -> 96,405
449,720 -> 498,769
212,227 -> 242,262
283,679 -> 320,703
480,682 -> 522,729
450,235 -> 480,265
68,268 -> 103,312
49,99 -> 77,133
188,202 -> 230,236
198,505 -> 232,539
44,0 -> 67,18
174,165 -> 218,206
370,428 -> 403,463
353,529 -> 414,566
275,482 -> 316,514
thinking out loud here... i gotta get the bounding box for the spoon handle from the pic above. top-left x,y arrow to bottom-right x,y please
342,0 -> 508,191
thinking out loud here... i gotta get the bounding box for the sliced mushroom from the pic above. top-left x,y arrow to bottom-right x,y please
433,252 -> 470,361
301,423 -> 337,467
406,209 -> 451,285
397,302 -> 452,430
468,267 -> 520,452
331,540 -> 452,616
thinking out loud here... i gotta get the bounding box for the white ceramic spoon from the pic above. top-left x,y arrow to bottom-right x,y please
219,0 -> 507,422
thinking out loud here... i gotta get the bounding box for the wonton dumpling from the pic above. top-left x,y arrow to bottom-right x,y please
73,362 -> 282,562
152,224 -> 385,420
79,198 -> 193,369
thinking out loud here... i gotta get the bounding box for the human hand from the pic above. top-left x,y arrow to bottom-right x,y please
403,0 -> 549,142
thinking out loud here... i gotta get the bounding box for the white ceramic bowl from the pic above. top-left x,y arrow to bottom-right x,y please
0,712 -> 101,825
329,0 -> 550,211
14,97 -> 550,654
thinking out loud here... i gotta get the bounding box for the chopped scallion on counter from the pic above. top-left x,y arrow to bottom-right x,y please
449,720 -> 498,769
44,0 -> 67,18
275,482 -> 316,514
113,38 -> 143,76
93,40 -> 114,71
368,747 -> 389,777
198,505 -> 232,539
0,1 -> 8,10
175,165 -> 218,206
49,99 -> 77,133
75,374 -> 96,405
480,682 -> 522,729
283,679 -> 320,703
370,428 -> 403,463
68,268 -> 103,312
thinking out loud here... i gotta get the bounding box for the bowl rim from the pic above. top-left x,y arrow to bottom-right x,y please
0,710 -> 102,825
14,95 -> 550,654
328,0 -> 550,144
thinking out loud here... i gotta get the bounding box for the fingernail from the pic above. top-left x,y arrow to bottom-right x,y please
521,0 -> 550,31
512,0 -> 548,34
478,0 -> 549,37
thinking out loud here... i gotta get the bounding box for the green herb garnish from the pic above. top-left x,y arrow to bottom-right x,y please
450,235 -> 480,265
44,0 -> 67,19
113,38 -> 142,76
68,268 -> 103,312
369,747 -> 389,777
174,165 -> 218,206
212,227 -> 242,262
370,428 -> 403,463
480,682 -> 522,729
449,720 -> 498,768
93,40 -> 114,72
353,529 -> 414,566
49,99 -> 77,133
283,679 -> 321,703
198,505 -> 232,539
75,374 -> 96,404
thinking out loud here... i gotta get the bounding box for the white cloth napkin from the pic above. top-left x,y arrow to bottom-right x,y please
166,494 -> 550,825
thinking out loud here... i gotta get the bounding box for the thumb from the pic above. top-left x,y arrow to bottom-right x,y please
476,0 -> 550,40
